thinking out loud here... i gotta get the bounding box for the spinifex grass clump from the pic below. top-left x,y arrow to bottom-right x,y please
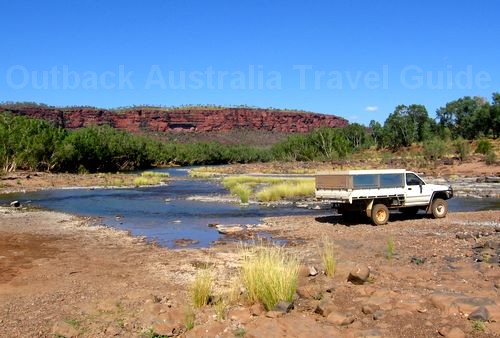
190,269 -> 213,308
255,179 -> 315,202
241,244 -> 299,311
321,237 -> 336,277
141,171 -> 170,178
133,176 -> 161,187
231,183 -> 251,203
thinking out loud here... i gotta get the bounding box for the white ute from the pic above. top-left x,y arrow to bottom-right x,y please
315,169 -> 453,225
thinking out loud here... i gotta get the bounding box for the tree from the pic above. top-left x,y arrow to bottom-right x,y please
491,92 -> 500,138
436,96 -> 492,139
342,123 -> 367,150
368,120 -> 384,148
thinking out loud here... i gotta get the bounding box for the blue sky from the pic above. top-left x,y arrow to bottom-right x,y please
1,0 -> 499,124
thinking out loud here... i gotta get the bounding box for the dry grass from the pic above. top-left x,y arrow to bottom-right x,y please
222,175 -> 315,202
133,176 -> 161,187
141,171 -> 170,178
255,180 -> 315,201
190,269 -> 213,308
320,237 -> 336,277
240,244 -> 300,310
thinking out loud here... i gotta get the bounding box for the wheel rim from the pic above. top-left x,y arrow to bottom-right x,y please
376,209 -> 387,222
435,204 -> 445,216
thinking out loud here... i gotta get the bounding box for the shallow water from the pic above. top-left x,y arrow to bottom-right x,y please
0,167 -> 498,248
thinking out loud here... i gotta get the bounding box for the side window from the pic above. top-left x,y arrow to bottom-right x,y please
406,173 -> 424,186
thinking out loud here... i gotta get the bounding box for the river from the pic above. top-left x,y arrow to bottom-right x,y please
0,167 -> 498,248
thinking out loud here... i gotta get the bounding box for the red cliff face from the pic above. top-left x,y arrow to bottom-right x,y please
0,104 -> 348,134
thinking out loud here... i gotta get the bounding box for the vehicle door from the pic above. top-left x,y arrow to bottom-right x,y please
404,172 -> 431,206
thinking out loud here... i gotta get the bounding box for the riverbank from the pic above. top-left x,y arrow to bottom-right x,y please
0,207 -> 499,337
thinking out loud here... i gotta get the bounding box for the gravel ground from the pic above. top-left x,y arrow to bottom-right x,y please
0,206 -> 499,337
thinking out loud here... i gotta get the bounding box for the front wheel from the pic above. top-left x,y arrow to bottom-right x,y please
371,204 -> 389,225
431,198 -> 448,218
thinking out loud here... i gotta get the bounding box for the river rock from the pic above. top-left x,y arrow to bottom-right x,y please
10,201 -> 20,208
348,264 -> 370,285
216,225 -> 245,234
315,299 -> 337,317
309,266 -> 318,276
326,311 -> 355,326
173,238 -> 199,247
273,301 -> 293,313
468,306 -> 489,321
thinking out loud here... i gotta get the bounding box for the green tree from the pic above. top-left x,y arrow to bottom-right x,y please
368,120 -> 384,148
436,96 -> 492,139
342,123 -> 367,150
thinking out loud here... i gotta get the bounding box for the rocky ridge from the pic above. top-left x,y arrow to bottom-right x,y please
0,104 -> 348,134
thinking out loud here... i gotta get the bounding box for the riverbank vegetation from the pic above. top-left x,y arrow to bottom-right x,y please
0,93 -> 498,175
222,176 -> 315,202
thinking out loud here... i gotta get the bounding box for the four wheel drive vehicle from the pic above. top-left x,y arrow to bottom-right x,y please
315,169 -> 453,225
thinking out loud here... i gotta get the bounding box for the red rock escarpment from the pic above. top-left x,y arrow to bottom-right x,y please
0,105 -> 348,133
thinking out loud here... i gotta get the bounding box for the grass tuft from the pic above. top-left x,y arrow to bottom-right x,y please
240,244 -> 299,311
190,269 -> 213,308
133,176 -> 161,187
255,180 -> 315,202
213,297 -> 227,321
386,236 -> 395,260
141,171 -> 170,178
320,237 -> 336,277
471,319 -> 486,332
184,306 -> 195,330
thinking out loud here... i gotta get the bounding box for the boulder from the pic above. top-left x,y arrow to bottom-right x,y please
468,306 -> 489,321
326,311 -> 355,326
315,299 -> 337,317
348,264 -> 370,285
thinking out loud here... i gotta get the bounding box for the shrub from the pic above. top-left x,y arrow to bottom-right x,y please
241,244 -> 299,310
475,139 -> 493,154
454,137 -> 471,161
423,138 -> 448,161
320,238 -> 336,277
190,269 -> 213,308
485,150 -> 497,165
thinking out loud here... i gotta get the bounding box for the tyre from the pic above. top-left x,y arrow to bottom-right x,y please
431,198 -> 448,218
371,204 -> 389,225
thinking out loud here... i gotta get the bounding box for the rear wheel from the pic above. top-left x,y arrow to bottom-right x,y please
371,204 -> 389,225
431,198 -> 448,218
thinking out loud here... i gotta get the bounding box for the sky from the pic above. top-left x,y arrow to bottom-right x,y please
1,0 -> 499,124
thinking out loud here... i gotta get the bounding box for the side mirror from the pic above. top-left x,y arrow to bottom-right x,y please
419,183 -> 423,194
